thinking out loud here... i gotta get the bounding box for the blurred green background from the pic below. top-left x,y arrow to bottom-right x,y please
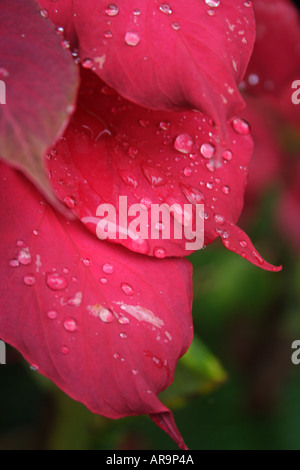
1,186 -> 299,449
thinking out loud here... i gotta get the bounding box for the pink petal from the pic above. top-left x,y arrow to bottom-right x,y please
39,0 -> 255,131
0,0 -> 78,209
0,162 -> 193,449
244,0 -> 300,96
47,69 -> 279,269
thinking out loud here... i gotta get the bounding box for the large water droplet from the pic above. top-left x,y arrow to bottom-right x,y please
103,263 -> 114,274
99,307 -> 114,323
46,273 -> 67,291
40,8 -> 49,18
142,164 -> 166,187
205,0 -> 220,7
63,318 -> 78,332
105,4 -> 119,16
159,3 -> 173,14
154,247 -> 167,259
121,282 -> 134,295
174,134 -> 194,154
232,118 -> 250,135
18,248 -> 32,265
180,184 -> 204,205
24,274 -> 35,286
200,142 -> 215,159
119,316 -> 130,325
222,150 -> 233,161
125,31 -> 141,46
47,310 -> 58,320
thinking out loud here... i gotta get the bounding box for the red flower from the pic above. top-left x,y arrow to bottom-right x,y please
0,0 -> 281,448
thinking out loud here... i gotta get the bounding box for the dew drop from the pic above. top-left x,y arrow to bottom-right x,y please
120,332 -> 127,339
121,282 -> 134,295
232,118 -> 250,135
244,0 -> 252,6
104,30 -> 113,39
159,3 -> 173,14
171,22 -> 180,30
180,184 -> 204,205
183,167 -> 192,177
221,185 -> 230,195
81,258 -> 91,266
61,346 -> 69,355
125,31 -> 140,46
154,247 -> 167,259
222,150 -> 233,161
40,9 -> 49,18
152,356 -> 163,369
18,248 -> 32,265
142,164 -> 166,187
132,369 -> 139,375
103,263 -> 114,274
248,73 -> 259,86
63,318 -> 78,332
239,240 -> 247,248
133,8 -> 141,15
118,170 -> 138,188
47,310 -> 58,320
174,134 -> 194,154
105,4 -> 119,16
214,214 -> 225,224
9,259 -> 19,267
200,142 -> 215,159
99,308 -> 114,323
119,316 -> 130,325
205,0 -> 220,6
64,196 -> 76,208
46,273 -> 67,291
81,58 -> 94,69
24,274 -> 35,286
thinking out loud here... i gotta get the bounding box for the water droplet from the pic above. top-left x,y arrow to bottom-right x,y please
104,30 -> 113,39
40,9 -> 49,18
200,142 -> 215,159
205,0 -> 220,6
118,170 -> 138,188
239,240 -> 247,248
119,316 -> 130,325
33,229 -> 39,236
174,134 -> 194,154
24,274 -> 35,286
56,26 -> 64,35
120,332 -> 127,339
180,184 -> 204,205
152,356 -> 163,368
99,308 -> 114,323
159,3 -> 173,14
18,248 -> 32,265
121,282 -> 134,295
61,346 -> 69,355
183,167 -> 192,176
207,8 -> 216,16
64,196 -> 76,208
113,353 -> 121,360
133,8 -> 141,16
140,197 -> 153,209
128,146 -> 138,159
81,58 -> 94,69
232,118 -> 250,135
158,120 -> 171,131
132,369 -> 139,375
9,259 -> 19,267
63,318 -> 78,332
253,252 -> 264,265
214,214 -> 225,224
222,150 -> 233,161
154,247 -> 167,259
81,258 -> 91,266
68,292 -> 83,307
171,22 -> 180,30
47,310 -> 58,320
244,0 -> 252,7
221,185 -> 230,195
142,164 -> 166,187
46,273 -> 67,291
30,363 -> 39,372
103,263 -> 114,274
16,240 -> 25,247
105,4 -> 119,16
125,31 -> 140,46
248,73 -> 259,86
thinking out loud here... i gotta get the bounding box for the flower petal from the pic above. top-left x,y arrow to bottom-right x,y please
0,162 -> 193,449
0,0 -> 78,209
244,0 -> 300,96
47,69 -> 279,270
39,0 -> 255,130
